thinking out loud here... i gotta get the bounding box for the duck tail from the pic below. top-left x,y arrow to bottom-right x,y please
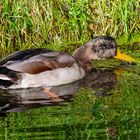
0,67 -> 19,88
0,74 -> 13,81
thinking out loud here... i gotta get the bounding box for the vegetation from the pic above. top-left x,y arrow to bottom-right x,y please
0,0 -> 140,57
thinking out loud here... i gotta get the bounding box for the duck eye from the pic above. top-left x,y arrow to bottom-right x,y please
100,44 -> 107,48
91,45 -> 97,53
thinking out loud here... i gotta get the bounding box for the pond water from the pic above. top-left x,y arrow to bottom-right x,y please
0,48 -> 140,139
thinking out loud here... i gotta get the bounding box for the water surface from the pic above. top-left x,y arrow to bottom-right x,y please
0,50 -> 140,139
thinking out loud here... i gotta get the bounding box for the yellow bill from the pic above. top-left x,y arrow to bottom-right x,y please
114,48 -> 137,63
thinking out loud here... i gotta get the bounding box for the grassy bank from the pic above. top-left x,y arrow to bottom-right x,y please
0,0 -> 140,54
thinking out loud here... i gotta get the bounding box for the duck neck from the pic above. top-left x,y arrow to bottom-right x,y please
73,46 -> 92,73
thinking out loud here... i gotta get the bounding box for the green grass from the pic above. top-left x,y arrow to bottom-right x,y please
0,0 -> 140,55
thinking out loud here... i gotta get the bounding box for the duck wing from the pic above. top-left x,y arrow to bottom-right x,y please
0,48 -> 76,74
0,48 -> 52,65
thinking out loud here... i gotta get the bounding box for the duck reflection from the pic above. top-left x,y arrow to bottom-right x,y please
0,69 -> 117,114
83,69 -> 116,96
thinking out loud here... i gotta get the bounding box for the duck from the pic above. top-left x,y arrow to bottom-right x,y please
0,36 -> 135,89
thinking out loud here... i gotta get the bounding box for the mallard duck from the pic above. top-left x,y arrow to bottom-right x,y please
0,36 -> 135,89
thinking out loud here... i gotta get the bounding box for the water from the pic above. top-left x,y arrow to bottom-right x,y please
0,56 -> 140,139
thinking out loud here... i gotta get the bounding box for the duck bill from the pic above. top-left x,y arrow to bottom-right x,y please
114,48 -> 136,63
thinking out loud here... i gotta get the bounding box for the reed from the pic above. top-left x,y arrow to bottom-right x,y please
0,0 -> 139,54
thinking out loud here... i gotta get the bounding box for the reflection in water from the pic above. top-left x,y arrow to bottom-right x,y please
83,69 -> 116,96
0,69 -> 116,113
0,82 -> 80,113
0,65 -> 139,139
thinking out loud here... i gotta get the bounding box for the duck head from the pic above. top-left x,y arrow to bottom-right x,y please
73,36 -> 135,72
